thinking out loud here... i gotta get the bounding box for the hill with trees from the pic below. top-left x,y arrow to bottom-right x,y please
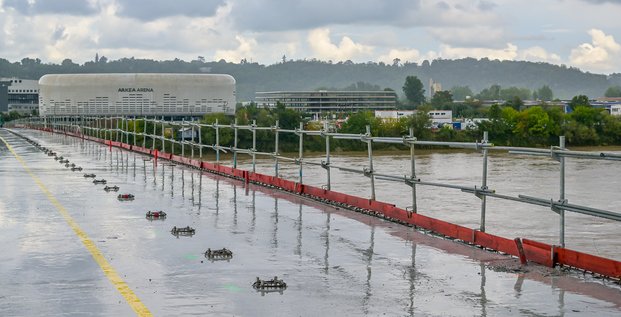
2,57 -> 621,101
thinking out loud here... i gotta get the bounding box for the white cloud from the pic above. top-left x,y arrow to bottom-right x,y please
569,29 -> 620,72
307,28 -> 373,62
518,46 -> 561,63
377,48 -> 422,64
213,35 -> 257,62
438,43 -> 518,60
589,28 -> 621,52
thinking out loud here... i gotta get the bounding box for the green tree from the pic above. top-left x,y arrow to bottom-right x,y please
450,86 -> 474,101
536,85 -> 554,101
568,95 -> 590,110
604,85 -> 621,97
403,105 -> 432,139
513,106 -> 555,145
402,75 -> 426,106
476,84 -> 501,100
499,86 -> 531,101
487,104 -> 502,120
430,90 -> 453,108
504,96 -> 524,111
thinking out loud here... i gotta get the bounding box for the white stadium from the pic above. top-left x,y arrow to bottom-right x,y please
38,73 -> 236,117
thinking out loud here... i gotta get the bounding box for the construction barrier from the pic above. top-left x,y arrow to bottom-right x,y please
28,127 -> 621,280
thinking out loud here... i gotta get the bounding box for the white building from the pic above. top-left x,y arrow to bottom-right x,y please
1,77 -> 39,114
255,90 -> 396,113
374,109 -> 453,127
38,73 -> 236,117
374,110 -> 415,119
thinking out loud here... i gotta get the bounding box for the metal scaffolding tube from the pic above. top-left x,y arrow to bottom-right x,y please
215,119 -> 220,164
298,122 -> 304,184
233,119 -> 238,169
480,131 -> 489,232
10,115 -> 621,253
559,136 -> 567,247
252,120 -> 256,173
366,125 -> 376,200
274,120 -> 279,177
324,122 -> 331,191
409,128 -> 417,214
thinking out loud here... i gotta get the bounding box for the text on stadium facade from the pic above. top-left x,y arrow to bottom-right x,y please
118,88 -> 154,92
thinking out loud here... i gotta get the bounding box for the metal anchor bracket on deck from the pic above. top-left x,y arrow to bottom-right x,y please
550,146 -> 566,162
320,160 -> 330,170
362,166 -> 373,177
550,198 -> 568,215
461,185 -> 496,200
404,175 -> 420,187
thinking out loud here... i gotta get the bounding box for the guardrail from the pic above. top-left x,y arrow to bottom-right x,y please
6,115 -> 621,279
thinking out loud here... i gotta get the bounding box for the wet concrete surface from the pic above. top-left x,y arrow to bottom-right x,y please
1,128 -> 620,316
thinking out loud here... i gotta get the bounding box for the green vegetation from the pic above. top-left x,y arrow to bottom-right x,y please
3,57 -> 620,101
195,99 -> 621,153
402,75 -> 426,107
605,85 -> 621,97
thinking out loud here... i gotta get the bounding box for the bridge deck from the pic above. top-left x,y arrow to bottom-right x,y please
1,129 -> 620,316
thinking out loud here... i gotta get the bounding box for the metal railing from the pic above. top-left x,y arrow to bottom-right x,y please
8,115 -> 621,248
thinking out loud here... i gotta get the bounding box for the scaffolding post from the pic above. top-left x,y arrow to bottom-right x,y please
152,117 -> 156,150
198,123 -> 202,159
161,116 -> 165,153
133,116 -> 136,146
215,118 -> 220,164
366,125 -> 375,200
298,121 -> 304,184
559,136 -> 566,248
233,118 -> 238,169
191,119 -> 195,158
480,131 -> 489,232
142,118 -> 146,148
125,116 -> 129,144
324,121 -> 331,191
252,120 -> 257,173
410,127 -> 417,213
274,120 -> 279,177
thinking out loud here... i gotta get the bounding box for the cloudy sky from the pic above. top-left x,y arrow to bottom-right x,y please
1,0 -> 620,73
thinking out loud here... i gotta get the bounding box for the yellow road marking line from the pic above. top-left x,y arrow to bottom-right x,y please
0,135 -> 152,317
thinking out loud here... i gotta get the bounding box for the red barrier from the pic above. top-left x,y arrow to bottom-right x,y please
522,239 -> 554,267
556,247 -> 621,278
36,127 -> 621,280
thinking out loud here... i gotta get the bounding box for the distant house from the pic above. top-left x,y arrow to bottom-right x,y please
177,127 -> 199,141
374,110 -> 415,119
374,109 -> 453,128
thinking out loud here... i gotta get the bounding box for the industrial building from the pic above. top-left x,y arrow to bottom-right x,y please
38,73 -> 236,117
255,90 -> 396,113
0,78 -> 39,114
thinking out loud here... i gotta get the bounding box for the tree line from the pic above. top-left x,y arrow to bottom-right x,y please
3,56 -> 621,101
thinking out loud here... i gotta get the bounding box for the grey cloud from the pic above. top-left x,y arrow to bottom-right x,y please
579,0 -> 621,4
477,0 -> 497,11
2,0 -> 97,16
51,25 -> 67,42
115,0 -> 225,21
230,0 -> 422,31
436,1 -> 451,10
